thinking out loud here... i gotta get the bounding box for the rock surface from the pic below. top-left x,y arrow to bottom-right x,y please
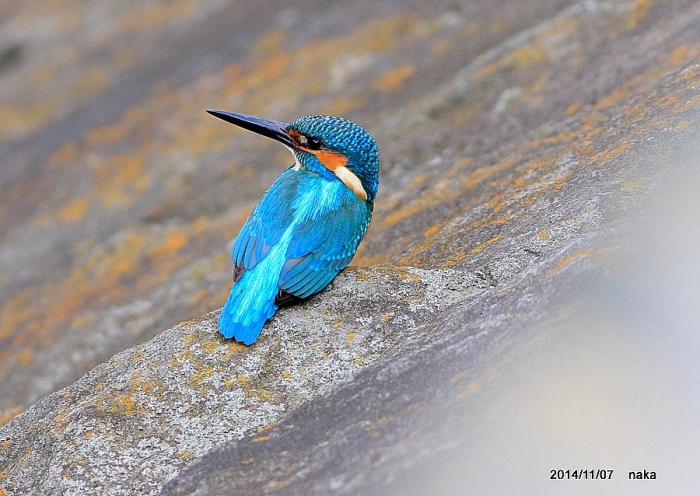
2,0 -> 700,494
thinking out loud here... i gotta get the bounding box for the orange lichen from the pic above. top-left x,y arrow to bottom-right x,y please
57,197 -> 90,223
547,249 -> 592,277
669,45 -> 689,66
593,141 -> 635,166
470,234 -> 502,255
423,220 -> 447,238
253,30 -> 287,55
189,368 -> 213,386
564,102 -> 582,117
371,65 -> 415,92
106,393 -> 139,416
441,250 -> 466,269
627,0 -> 651,30
49,142 -> 80,165
620,177 -> 646,192
456,381 -> 480,401
461,159 -> 513,190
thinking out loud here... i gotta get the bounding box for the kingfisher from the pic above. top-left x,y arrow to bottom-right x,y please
208,109 -> 379,345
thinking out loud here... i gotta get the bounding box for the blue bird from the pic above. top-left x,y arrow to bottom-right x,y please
208,109 -> 379,345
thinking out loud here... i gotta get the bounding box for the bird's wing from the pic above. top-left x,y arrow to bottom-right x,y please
277,198 -> 372,300
230,168 -> 299,278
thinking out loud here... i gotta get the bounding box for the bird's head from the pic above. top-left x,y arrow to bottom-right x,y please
207,110 -> 379,202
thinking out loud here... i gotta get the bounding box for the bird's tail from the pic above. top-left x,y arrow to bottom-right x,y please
218,282 -> 278,345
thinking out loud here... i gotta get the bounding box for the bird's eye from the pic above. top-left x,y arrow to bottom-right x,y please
307,136 -> 323,150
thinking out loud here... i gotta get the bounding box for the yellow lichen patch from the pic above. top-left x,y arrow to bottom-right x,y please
93,152 -> 150,209
391,266 -> 421,282
675,120 -> 692,132
655,93 -> 678,110
258,421 -> 278,433
410,173 -> 430,186
361,16 -> 414,52
554,179 -> 568,192
461,158 -> 513,190
256,390 -> 274,402
593,141 -> 634,166
537,229 -> 553,244
0,286 -> 40,341
470,234 -> 502,255
596,67 -> 665,110
15,347 -> 35,367
221,340 -> 248,357
371,65 -> 415,92
380,314 -> 391,323
431,38 -> 452,56
346,331 -> 357,341
177,449 -> 193,460
252,435 -> 269,443
106,393 -> 139,416
253,30 -> 287,55
441,250 -> 466,269
201,340 -> 221,354
323,92 -> 369,116
56,196 -> 90,223
237,374 -> 251,383
281,372 -> 292,380
669,45 -> 689,66
626,0 -> 651,30
547,249 -> 592,277
368,416 -> 390,431
424,219 -> 447,238
380,200 -> 429,228
49,141 -> 80,166
136,379 -> 164,399
456,381 -> 480,401
564,101 -> 582,117
188,368 -> 213,385
147,232 -> 189,264
510,43 -> 548,69
353,268 -> 373,281
475,41 -> 547,79
620,177 -> 645,192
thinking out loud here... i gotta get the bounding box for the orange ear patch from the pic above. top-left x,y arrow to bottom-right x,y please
312,149 -> 348,171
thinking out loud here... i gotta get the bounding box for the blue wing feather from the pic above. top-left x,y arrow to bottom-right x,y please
278,197 -> 371,298
219,167 -> 372,344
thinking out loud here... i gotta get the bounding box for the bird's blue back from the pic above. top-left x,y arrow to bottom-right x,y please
218,165 -> 372,344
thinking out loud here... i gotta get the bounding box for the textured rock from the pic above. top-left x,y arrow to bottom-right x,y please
0,265 -> 491,494
2,0 -> 700,494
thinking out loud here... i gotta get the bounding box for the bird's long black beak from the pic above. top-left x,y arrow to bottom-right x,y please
206,109 -> 295,149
